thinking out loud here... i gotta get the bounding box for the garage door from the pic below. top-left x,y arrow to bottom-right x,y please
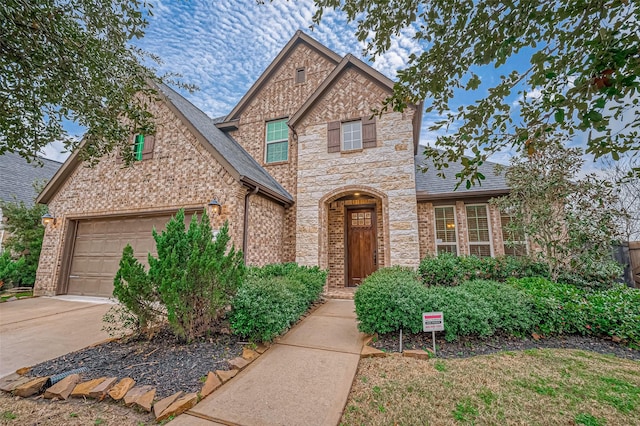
67,214 -> 173,297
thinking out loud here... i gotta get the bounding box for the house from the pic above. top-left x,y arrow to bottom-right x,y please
33,31 -> 513,298
0,152 -> 62,251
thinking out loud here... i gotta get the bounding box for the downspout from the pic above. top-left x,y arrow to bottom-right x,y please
243,185 -> 259,263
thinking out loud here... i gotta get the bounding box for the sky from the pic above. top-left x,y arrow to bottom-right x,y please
40,0 -> 635,175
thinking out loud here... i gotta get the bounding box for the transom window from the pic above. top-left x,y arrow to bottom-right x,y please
434,206 -> 458,255
342,120 -> 362,151
501,213 -> 528,256
466,204 -> 492,257
265,119 -> 289,163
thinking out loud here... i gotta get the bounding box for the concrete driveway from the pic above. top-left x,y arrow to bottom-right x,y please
0,296 -> 114,377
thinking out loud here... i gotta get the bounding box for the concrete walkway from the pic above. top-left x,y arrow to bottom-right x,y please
170,299 -> 366,426
0,297 -> 113,377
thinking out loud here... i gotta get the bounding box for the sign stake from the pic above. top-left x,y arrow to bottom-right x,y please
432,330 -> 436,355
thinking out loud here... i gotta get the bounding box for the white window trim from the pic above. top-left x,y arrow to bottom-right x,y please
434,205 -> 458,255
264,119 -> 289,164
500,213 -> 529,256
341,120 -> 362,151
465,203 -> 494,257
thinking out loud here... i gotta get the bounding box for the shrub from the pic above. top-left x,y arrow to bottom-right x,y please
110,209 -> 244,341
418,254 -> 548,286
230,263 -> 326,342
585,285 -> 640,346
354,266 -> 426,334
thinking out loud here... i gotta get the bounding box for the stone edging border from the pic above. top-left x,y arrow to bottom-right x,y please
360,334 -> 434,360
0,343 -> 270,423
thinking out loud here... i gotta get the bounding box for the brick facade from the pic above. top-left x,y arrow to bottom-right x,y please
35,99 -> 249,296
245,193 -> 286,266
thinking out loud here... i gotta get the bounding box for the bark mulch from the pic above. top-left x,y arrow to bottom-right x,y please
373,331 -> 640,360
27,328 -> 244,399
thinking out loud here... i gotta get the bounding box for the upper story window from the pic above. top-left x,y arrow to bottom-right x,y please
133,134 -> 145,161
434,206 -> 458,255
127,133 -> 155,162
265,119 -> 289,163
501,213 -> 528,256
342,120 -> 362,151
466,204 -> 492,257
327,117 -> 376,153
295,67 -> 306,84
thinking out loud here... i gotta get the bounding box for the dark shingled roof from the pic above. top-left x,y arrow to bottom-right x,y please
157,84 -> 293,203
0,152 -> 62,206
414,149 -> 509,198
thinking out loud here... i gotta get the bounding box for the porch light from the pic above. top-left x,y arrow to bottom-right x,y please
208,198 -> 222,215
446,222 -> 455,229
41,213 -> 56,227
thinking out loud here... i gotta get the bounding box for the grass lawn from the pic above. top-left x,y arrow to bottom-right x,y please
341,349 -> 640,426
0,291 -> 33,302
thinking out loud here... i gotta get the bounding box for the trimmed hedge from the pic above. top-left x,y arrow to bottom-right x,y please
230,263 -> 327,342
418,253 -> 548,286
355,267 -> 640,346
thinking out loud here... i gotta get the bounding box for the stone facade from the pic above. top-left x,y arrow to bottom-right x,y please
35,100 -> 249,296
294,66 -> 421,279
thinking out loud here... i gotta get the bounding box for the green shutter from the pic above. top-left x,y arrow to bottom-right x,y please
134,134 -> 144,161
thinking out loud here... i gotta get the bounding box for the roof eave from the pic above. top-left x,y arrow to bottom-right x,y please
240,176 -> 293,206
215,119 -> 239,131
416,188 -> 510,202
36,144 -> 84,205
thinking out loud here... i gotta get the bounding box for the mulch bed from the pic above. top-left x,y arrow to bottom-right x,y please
28,328 -> 244,399
373,331 -> 640,360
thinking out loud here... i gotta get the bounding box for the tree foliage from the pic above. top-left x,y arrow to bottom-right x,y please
0,184 -> 47,287
0,0 -> 189,164
491,141 -> 623,282
311,0 -> 640,186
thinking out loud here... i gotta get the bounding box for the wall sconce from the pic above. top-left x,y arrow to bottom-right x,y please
208,198 -> 222,215
41,213 -> 56,227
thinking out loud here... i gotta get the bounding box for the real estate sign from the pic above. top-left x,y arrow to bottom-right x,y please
422,312 -> 444,332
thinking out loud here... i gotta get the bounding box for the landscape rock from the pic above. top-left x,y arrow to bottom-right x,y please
361,346 -> 387,358
43,374 -> 81,400
88,377 -> 118,400
134,387 -> 156,412
532,333 -> 541,341
612,336 -> 622,343
200,372 -> 221,397
156,392 -> 198,422
363,334 -> 378,346
403,349 -> 432,360
153,391 -> 183,418
242,348 -> 259,361
0,374 -> 30,392
123,385 -> 155,406
14,377 -> 49,397
71,378 -> 106,398
254,343 -> 269,354
215,369 -> 237,383
228,357 -> 249,370
15,367 -> 31,375
108,378 -> 136,401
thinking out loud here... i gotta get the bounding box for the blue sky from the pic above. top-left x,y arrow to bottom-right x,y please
41,0 -> 626,173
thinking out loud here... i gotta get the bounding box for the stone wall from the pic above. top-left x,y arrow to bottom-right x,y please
228,42 -> 338,262
35,99 -> 248,296
295,66 -> 421,278
245,193 -> 286,266
417,200 -> 506,259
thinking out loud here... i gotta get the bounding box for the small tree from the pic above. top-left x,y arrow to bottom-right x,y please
110,209 -> 245,341
0,186 -> 47,287
492,141 -> 623,283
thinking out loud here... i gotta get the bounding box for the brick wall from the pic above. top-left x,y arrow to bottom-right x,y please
228,42 -> 338,262
35,99 -> 248,296
245,193 -> 286,266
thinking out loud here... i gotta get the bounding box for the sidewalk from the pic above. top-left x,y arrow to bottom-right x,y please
169,299 -> 366,426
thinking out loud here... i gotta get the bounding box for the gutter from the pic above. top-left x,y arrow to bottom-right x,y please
243,185 -> 259,262
239,176 -> 293,207
416,188 -> 510,201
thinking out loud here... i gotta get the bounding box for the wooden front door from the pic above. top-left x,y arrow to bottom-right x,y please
346,207 -> 378,286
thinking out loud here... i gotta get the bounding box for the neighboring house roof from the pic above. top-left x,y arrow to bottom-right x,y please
0,152 -> 61,206
157,83 -> 293,204
414,149 -> 510,200
222,30 -> 342,123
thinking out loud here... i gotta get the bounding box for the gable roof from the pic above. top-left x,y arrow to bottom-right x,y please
0,152 -> 61,206
414,149 -> 510,200
222,31 -> 342,123
37,85 -> 293,206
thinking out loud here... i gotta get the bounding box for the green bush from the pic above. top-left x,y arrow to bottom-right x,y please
111,210 -> 244,341
230,263 -> 326,342
585,285 -> 640,346
354,266 -> 425,334
418,254 -> 548,286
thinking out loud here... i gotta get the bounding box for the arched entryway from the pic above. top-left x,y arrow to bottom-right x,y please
319,186 -> 390,290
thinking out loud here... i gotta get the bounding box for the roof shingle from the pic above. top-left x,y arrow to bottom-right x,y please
0,152 -> 62,206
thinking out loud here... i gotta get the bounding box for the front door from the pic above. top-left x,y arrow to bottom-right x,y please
346,207 -> 378,286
